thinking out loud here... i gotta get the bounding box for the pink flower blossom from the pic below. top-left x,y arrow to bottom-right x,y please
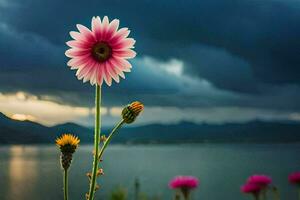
241,183 -> 262,194
288,172 -> 300,184
247,175 -> 272,187
169,176 -> 199,189
66,16 -> 136,86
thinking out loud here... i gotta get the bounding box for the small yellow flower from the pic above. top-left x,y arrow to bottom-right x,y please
56,134 -> 80,151
56,134 -> 80,170
122,101 -> 144,124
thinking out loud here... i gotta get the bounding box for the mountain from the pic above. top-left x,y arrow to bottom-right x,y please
52,122 -> 93,142
0,113 -> 54,144
1,113 -> 300,144
0,113 -> 93,144
115,120 -> 300,143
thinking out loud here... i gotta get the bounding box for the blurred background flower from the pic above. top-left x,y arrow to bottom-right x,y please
169,176 -> 199,200
247,175 -> 272,187
289,172 -> 300,185
240,183 -> 261,200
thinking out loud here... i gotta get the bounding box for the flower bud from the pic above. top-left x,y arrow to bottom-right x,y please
122,101 -> 144,124
100,135 -> 107,142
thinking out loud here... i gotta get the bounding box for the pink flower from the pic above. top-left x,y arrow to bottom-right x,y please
247,175 -> 272,187
169,176 -> 199,189
288,172 -> 300,184
241,183 -> 262,194
65,16 -> 136,86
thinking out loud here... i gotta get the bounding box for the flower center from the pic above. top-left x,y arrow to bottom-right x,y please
92,42 -> 112,62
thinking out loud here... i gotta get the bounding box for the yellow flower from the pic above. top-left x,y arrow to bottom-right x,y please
56,134 -> 80,147
56,134 -> 80,170
122,101 -> 144,124
56,134 -> 80,153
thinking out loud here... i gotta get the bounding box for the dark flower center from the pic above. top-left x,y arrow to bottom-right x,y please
92,42 -> 112,62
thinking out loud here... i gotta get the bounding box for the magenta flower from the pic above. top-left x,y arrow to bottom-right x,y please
169,176 -> 199,200
241,183 -> 262,194
66,16 -> 136,86
247,175 -> 272,187
169,176 -> 199,189
289,172 -> 300,184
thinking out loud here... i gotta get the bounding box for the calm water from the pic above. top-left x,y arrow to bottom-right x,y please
0,144 -> 300,200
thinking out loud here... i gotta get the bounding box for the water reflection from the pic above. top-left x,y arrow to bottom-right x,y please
1,144 -> 300,200
7,146 -> 38,200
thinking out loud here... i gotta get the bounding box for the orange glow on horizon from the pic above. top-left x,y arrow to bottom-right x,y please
10,113 -> 36,122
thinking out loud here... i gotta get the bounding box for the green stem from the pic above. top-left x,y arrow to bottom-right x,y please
298,187 -> 300,200
98,119 -> 125,160
272,186 -> 280,200
134,178 -> 140,200
183,193 -> 190,200
88,85 -> 101,200
64,169 -> 68,200
174,192 -> 181,200
262,188 -> 267,200
181,189 -> 190,200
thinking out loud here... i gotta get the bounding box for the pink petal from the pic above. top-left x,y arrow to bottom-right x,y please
113,49 -> 136,58
65,48 -> 91,58
76,24 -> 95,43
89,63 -> 98,85
96,64 -> 104,86
103,62 -> 112,86
115,67 -> 125,79
76,61 -> 94,80
112,38 -> 136,50
66,40 -> 92,50
113,57 -> 132,72
108,60 -> 125,79
109,57 -> 124,72
69,31 -> 82,41
92,16 -> 102,41
109,58 -> 126,78
82,62 -> 97,83
109,28 -> 130,45
106,63 -> 120,83
105,19 -> 119,41
69,31 -> 93,44
67,55 -> 91,67
100,16 -> 110,40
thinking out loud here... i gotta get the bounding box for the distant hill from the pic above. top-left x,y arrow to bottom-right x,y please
116,121 -> 300,144
0,113 -> 93,144
1,112 -> 300,144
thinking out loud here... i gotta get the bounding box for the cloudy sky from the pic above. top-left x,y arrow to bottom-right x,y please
0,0 -> 300,127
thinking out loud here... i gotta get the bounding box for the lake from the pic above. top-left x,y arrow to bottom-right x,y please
0,144 -> 300,200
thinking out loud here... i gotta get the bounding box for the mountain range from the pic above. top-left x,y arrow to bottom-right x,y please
1,112 -> 300,144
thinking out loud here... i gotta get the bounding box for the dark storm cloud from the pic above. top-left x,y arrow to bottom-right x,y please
0,22 -> 185,106
1,0 -> 300,92
0,0 -> 300,110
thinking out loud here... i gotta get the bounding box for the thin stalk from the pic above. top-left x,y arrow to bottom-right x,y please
134,178 -> 140,200
262,188 -> 267,200
181,188 -> 190,200
183,193 -> 190,200
272,186 -> 280,200
298,187 -> 300,200
64,169 -> 68,200
98,119 -> 125,160
174,192 -> 181,200
88,85 -> 101,200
